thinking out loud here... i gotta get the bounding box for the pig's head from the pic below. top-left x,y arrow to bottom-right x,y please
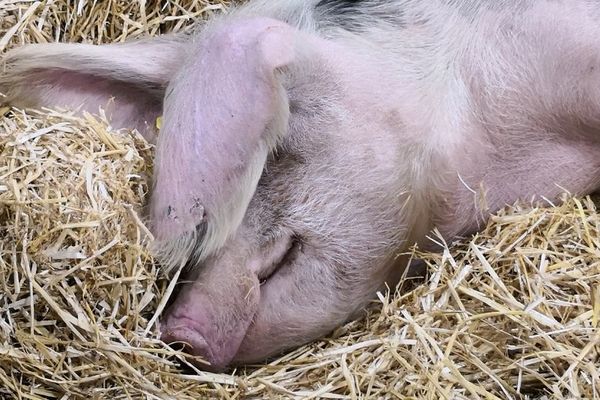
0,15 -> 426,371
152,17 -> 426,370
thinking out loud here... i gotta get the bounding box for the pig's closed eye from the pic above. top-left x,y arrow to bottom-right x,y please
258,237 -> 301,285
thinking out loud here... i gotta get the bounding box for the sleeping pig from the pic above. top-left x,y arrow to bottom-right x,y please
2,0 -> 600,371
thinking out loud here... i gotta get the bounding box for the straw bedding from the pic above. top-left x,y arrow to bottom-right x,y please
0,1 -> 598,399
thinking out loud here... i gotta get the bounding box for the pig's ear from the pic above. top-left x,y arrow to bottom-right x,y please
0,35 -> 187,142
151,19 -> 297,271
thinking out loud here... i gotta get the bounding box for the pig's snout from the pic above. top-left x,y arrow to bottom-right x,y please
160,315 -> 232,372
159,266 -> 261,371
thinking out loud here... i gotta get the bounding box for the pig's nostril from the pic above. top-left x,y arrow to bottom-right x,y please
161,325 -> 215,368
160,313 -> 242,372
162,326 -> 209,352
168,341 -> 187,353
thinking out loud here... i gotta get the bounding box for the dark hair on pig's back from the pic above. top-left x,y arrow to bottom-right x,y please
313,0 -> 407,31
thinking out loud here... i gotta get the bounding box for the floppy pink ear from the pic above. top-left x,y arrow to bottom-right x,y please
0,35 -> 187,142
150,17 -> 297,271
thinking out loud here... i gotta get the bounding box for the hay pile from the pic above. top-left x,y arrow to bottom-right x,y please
0,1 -> 598,398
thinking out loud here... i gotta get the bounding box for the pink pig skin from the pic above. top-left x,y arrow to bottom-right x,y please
4,0 -> 600,370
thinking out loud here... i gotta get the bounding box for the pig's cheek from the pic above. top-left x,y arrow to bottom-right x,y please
232,258 -> 341,364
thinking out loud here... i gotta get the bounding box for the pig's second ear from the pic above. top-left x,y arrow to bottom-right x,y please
0,35 -> 187,142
